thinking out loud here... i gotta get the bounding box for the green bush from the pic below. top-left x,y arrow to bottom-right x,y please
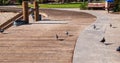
114,0 -> 120,12
17,0 -> 22,4
0,0 -> 10,5
113,4 -> 120,12
80,2 -> 88,10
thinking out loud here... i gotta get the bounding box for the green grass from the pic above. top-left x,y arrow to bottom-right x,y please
29,2 -> 82,8
40,3 -> 80,8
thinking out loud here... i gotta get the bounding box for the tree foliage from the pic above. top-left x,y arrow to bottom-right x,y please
0,0 -> 9,5
114,0 -> 120,12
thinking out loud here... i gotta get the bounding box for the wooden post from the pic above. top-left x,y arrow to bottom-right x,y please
34,1 -> 39,21
22,1 -> 29,23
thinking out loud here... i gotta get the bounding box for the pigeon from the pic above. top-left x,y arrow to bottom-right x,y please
56,34 -> 59,40
31,11 -> 34,19
65,31 -> 69,36
100,37 -> 105,43
110,23 -> 112,27
116,46 -> 120,52
93,24 -> 96,29
0,29 -> 4,33
30,8 -> 34,16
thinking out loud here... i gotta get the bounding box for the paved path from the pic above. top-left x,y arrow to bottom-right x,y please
73,10 -> 120,63
56,9 -> 120,63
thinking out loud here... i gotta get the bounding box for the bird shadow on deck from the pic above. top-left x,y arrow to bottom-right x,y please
58,39 -> 64,41
104,43 -> 114,45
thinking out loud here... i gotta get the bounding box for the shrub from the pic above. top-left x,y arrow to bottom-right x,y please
80,2 -> 88,10
113,4 -> 120,12
0,0 -> 10,5
17,0 -> 22,4
114,0 -> 120,12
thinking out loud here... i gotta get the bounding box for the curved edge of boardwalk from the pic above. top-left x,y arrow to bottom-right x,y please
72,10 -> 120,63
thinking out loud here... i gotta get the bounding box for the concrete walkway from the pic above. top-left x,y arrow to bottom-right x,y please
73,11 -> 120,63
56,9 -> 120,63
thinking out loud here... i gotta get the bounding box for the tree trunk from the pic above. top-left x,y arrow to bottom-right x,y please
62,0 -> 65,3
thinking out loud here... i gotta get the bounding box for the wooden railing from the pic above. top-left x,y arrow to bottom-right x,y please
0,9 -> 34,31
0,1 -> 39,32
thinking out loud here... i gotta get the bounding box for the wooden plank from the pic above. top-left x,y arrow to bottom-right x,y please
0,12 -> 23,30
2,16 -> 23,30
3,22 -> 13,30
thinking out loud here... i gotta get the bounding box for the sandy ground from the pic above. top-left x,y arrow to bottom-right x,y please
0,12 -> 17,25
0,9 -> 96,63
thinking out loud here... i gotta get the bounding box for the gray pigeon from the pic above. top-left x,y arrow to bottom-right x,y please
0,29 -> 4,33
100,37 -> 105,43
56,34 -> 59,40
65,31 -> 69,36
110,24 -> 112,27
93,24 -> 96,29
116,46 -> 120,52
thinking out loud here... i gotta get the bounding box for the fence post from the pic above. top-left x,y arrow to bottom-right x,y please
34,1 -> 39,21
22,1 -> 29,24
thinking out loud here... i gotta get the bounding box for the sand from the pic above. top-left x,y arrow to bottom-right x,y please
0,12 -> 17,25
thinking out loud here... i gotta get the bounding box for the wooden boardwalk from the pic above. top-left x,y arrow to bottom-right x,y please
0,9 -> 95,63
